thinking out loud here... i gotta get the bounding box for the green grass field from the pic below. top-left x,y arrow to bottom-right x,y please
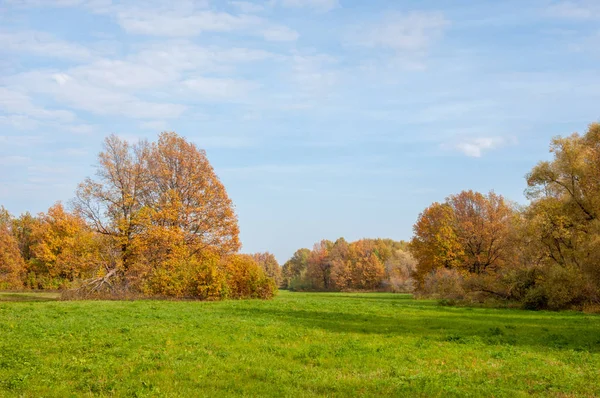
1,291 -> 599,397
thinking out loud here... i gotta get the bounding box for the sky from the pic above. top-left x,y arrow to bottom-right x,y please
1,0 -> 599,262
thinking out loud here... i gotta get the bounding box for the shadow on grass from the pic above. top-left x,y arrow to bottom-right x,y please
231,305 -> 600,353
318,293 -> 414,301
0,292 -> 60,302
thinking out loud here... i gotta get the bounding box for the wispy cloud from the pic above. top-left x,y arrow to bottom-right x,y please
0,87 -> 76,125
229,1 -> 265,13
0,30 -> 93,60
116,9 -> 262,37
261,25 -> 300,41
8,70 -> 187,119
445,136 -> 514,158
351,11 -> 448,53
275,0 -> 339,12
0,156 -> 31,166
546,1 -> 600,19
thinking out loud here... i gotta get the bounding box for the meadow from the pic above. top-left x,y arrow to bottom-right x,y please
0,291 -> 599,397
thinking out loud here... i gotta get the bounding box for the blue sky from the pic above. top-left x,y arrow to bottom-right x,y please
1,0 -> 599,262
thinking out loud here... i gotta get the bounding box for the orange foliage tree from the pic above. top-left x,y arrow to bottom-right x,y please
27,203 -> 99,289
285,238 -> 410,292
0,209 -> 25,289
306,240 -> 334,290
332,239 -> 385,290
409,202 -> 463,284
410,191 -> 515,285
448,190 -> 514,274
67,132 -> 273,299
146,132 -> 240,255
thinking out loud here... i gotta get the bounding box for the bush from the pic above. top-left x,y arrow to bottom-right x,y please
287,271 -> 316,292
502,264 -> 594,310
142,253 -> 228,300
221,254 -> 276,299
521,286 -> 548,310
420,268 -> 465,300
541,265 -> 591,310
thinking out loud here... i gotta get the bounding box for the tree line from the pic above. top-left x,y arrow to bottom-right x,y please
0,133 -> 275,299
281,238 -> 415,292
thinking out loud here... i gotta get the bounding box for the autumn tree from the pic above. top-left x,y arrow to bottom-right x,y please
330,238 -> 350,290
526,123 -> 600,294
0,208 -> 26,289
251,252 -> 282,287
74,134 -> 151,275
448,190 -> 514,274
12,212 -> 38,264
69,132 -> 249,299
284,238 -> 408,292
526,124 -> 600,267
306,240 -> 334,290
410,191 -> 515,286
28,203 -> 99,288
0,206 -> 11,230
146,132 -> 240,255
383,249 -> 416,292
409,202 -> 463,284
282,248 -> 310,289
329,239 -> 386,291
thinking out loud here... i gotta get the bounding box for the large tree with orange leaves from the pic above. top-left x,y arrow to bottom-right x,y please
448,190 -> 514,274
409,202 -> 463,284
410,191 -> 514,284
74,134 -> 151,273
73,132 -> 241,295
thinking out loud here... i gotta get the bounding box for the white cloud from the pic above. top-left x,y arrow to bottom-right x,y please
289,53 -> 339,97
68,59 -> 178,89
9,71 -> 187,119
65,124 -> 98,135
449,136 -> 511,158
57,148 -> 89,156
276,0 -> 339,12
0,87 -> 76,123
1,39 -> 277,122
115,9 -> 262,37
140,120 -> 169,131
27,165 -> 71,174
0,156 -> 31,166
115,9 -> 298,41
261,25 -> 299,41
0,135 -> 44,146
353,12 -> 448,52
0,30 -> 93,60
230,1 -> 265,13
4,0 -> 86,7
132,42 -> 275,74
546,1 -> 600,19
0,115 -> 39,130
183,77 -> 260,101
193,135 -> 255,149
222,162 -> 409,177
